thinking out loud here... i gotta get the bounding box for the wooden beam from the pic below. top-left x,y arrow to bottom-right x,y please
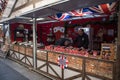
13,0 -> 41,12
48,64 -> 61,78
32,0 -> 36,8
37,63 -> 46,70
65,74 -> 82,80
116,1 -> 120,80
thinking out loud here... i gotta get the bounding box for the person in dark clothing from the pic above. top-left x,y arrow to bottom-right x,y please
74,29 -> 89,49
55,36 -> 71,47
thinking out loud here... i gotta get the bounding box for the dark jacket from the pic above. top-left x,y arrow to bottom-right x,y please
55,38 -> 71,47
55,38 -> 66,46
74,33 -> 89,49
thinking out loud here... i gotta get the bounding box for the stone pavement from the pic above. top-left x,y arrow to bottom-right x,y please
0,56 -> 51,80
0,60 -> 29,80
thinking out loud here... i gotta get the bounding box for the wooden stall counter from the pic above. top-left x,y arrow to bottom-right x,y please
37,48 -> 115,80
9,44 -> 116,80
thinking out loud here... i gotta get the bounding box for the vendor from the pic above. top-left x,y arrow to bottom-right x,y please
55,35 -> 71,47
74,29 -> 89,49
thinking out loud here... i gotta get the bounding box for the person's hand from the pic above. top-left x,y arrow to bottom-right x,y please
69,46 -> 73,49
80,47 -> 85,50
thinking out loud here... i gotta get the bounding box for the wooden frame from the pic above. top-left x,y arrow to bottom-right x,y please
9,44 -> 115,80
9,44 -> 33,67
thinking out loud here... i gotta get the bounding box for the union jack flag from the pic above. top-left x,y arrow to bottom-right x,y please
69,1 -> 117,17
49,1 -> 117,21
48,13 -> 71,21
69,8 -> 93,17
89,1 -> 117,14
57,55 -> 68,69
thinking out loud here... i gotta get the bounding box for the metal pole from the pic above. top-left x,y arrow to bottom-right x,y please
33,18 -> 37,69
7,23 -> 11,44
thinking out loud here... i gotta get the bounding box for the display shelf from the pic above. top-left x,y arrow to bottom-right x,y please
14,29 -> 25,41
14,28 -> 33,41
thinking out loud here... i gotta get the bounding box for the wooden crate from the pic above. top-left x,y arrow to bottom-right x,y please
37,50 -> 47,60
26,47 -> 33,57
19,45 -> 25,54
48,52 -> 58,63
13,45 -> 19,51
86,59 -> 113,79
68,56 -> 83,70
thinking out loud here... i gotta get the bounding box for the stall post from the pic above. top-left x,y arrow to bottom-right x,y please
2,23 -> 11,44
116,1 -> 120,80
33,18 -> 37,69
7,23 -> 11,44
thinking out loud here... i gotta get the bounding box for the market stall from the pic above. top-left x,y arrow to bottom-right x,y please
0,0 -> 119,80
